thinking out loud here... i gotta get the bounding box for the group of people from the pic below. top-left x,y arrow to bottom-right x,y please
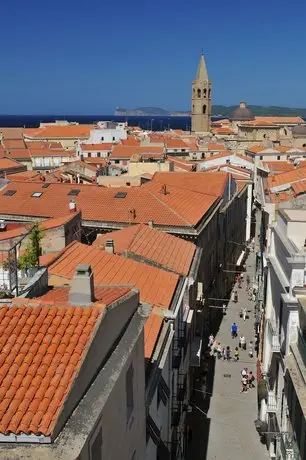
208,335 -> 240,362
231,323 -> 255,358
241,368 -> 255,393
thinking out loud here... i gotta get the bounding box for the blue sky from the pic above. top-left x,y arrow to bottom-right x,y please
1,0 -> 305,114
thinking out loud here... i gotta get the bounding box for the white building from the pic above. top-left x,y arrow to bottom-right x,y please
88,122 -> 127,144
261,208 -> 306,460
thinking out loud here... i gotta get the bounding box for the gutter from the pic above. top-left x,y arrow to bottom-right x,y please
164,277 -> 188,320
188,247 -> 202,283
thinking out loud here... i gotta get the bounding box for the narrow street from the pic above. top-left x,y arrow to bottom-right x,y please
187,215 -> 269,459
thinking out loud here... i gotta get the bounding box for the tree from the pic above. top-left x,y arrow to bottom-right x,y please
18,223 -> 43,272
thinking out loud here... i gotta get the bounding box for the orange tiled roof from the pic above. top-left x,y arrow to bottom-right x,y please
93,223 -> 196,276
263,161 -> 295,173
292,180 -> 306,196
110,145 -> 164,160
0,181 -> 217,227
150,171 -> 228,198
7,171 -> 42,182
80,143 -> 114,151
121,138 -> 140,146
24,125 -> 93,139
0,302 -> 102,436
144,313 -> 163,358
267,166 -> 306,189
166,156 -> 195,171
39,252 -> 61,266
203,150 -> 231,161
40,212 -> 80,231
49,241 -> 179,308
25,141 -> 63,150
5,149 -> 31,160
165,138 -> 188,149
2,139 -> 25,149
82,157 -> 108,166
37,285 -> 131,307
0,226 -> 29,241
0,128 -> 24,139
255,116 -> 305,124
0,158 -> 25,170
268,191 -> 294,203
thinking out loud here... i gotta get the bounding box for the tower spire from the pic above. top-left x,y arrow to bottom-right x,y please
196,53 -> 208,81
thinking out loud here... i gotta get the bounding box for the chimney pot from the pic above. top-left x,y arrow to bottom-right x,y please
105,239 -> 115,254
148,220 -> 154,228
69,264 -> 94,306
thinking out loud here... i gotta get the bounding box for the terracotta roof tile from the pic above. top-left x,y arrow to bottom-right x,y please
0,158 -> 25,170
5,149 -> 31,160
40,212 -> 80,230
80,143 -> 114,151
144,313 -> 163,358
267,166 -> 306,189
207,143 -> 226,151
2,140 -> 26,149
0,128 -> 24,139
263,161 -> 295,173
150,171 -> 228,197
94,223 -> 196,276
165,138 -> 188,149
6,171 -> 42,182
166,156 -> 195,171
0,181 -> 218,227
49,241 -> 179,308
110,145 -> 164,160
254,116 -> 305,124
24,125 -> 93,139
121,138 -> 140,146
0,304 -> 102,436
292,180 -> 306,196
29,148 -> 74,158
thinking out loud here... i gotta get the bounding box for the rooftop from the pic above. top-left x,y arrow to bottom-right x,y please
93,223 -> 196,275
0,302 -> 103,437
24,125 -> 93,140
110,145 -> 164,160
49,241 -> 179,309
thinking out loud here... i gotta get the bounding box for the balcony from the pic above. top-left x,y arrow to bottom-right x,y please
267,390 -> 278,412
267,319 -> 281,353
279,433 -> 301,460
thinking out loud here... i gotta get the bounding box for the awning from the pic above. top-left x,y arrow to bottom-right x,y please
236,250 -> 245,266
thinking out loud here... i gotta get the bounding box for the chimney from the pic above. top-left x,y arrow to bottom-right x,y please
69,264 -> 94,306
148,220 -> 154,228
105,239 -> 115,254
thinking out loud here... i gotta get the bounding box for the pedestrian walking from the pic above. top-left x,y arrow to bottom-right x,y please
242,307 -> 247,321
247,371 -> 255,388
234,347 -> 239,361
241,367 -> 248,378
217,343 -> 222,359
241,375 -> 248,393
234,290 -> 238,303
222,347 -> 227,360
222,303 -> 227,314
231,322 -> 238,338
241,335 -> 246,350
246,274 -> 250,290
208,334 -> 214,347
226,346 -> 231,361
239,335 -> 243,348
248,341 -> 254,358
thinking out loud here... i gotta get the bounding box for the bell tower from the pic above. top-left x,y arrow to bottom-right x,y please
191,53 -> 212,133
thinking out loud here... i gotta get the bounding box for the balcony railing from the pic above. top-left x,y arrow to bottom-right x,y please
267,319 -> 281,352
279,433 -> 301,460
267,390 -> 278,412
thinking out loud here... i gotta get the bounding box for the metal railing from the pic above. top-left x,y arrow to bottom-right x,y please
267,390 -> 278,412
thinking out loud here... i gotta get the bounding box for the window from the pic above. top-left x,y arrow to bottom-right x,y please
91,428 -> 102,460
115,160 -> 119,164
115,191 -> 127,198
126,182 -> 131,186
31,192 -> 43,198
203,88 -> 207,97
208,89 -> 211,98
43,157 -> 50,166
42,183 -> 51,188
277,155 -> 281,160
125,364 -> 134,423
101,137 -> 104,141
4,189 -> 16,196
88,152 -> 92,158
67,189 -> 81,196
53,158 -> 60,167
259,156 -> 263,160
203,105 -> 206,114
197,88 -> 201,98
35,158 -> 42,167
112,136 -> 115,141
97,152 -> 101,157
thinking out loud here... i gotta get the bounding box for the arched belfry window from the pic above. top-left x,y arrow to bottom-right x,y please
208,89 -> 211,98
203,88 -> 207,97
193,88 -> 195,96
203,105 -> 206,114
192,105 -> 195,113
197,88 -> 201,98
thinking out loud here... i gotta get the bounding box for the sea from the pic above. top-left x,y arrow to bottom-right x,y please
0,115 -> 220,131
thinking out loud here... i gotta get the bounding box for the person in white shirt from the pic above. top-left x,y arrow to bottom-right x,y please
242,307 -> 247,321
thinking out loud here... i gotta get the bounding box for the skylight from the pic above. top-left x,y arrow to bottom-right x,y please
115,192 -> 127,198
4,190 -> 16,196
42,183 -> 51,188
31,192 -> 43,198
67,189 -> 81,196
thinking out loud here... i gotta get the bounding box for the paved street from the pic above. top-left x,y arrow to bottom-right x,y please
187,245 -> 269,459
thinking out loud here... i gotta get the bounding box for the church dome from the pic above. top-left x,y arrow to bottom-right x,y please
292,124 -> 306,136
231,101 -> 254,121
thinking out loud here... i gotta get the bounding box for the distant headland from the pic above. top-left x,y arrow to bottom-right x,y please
115,105 -> 306,117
